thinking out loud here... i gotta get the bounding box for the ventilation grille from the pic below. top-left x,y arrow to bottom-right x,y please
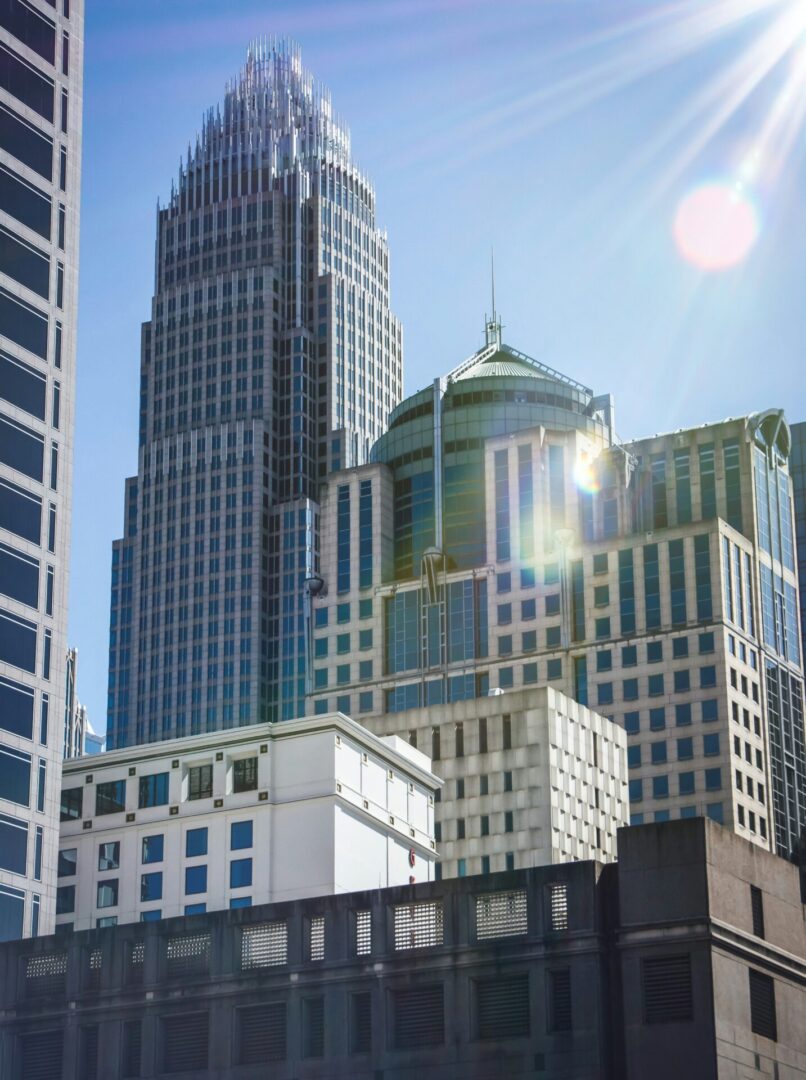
237,1002 -> 287,1065
20,1030 -> 63,1080
121,1019 -> 142,1079
24,952 -> 67,997
241,920 -> 287,969
86,947 -> 102,991
166,932 -> 211,979
355,909 -> 371,955
81,1025 -> 99,1080
393,985 -> 445,1049
549,969 -> 573,1032
126,941 -> 145,985
749,969 -> 777,1041
546,883 -> 568,931
477,974 -> 530,1039
393,901 -> 444,951
303,997 -> 325,1058
350,992 -> 372,1054
751,886 -> 765,939
163,1013 -> 209,1074
642,954 -> 693,1024
476,889 -> 528,940
310,915 -> 325,961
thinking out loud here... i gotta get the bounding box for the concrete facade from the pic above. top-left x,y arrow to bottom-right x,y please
56,712 -> 438,930
0,818 -> 802,1079
0,0 -> 84,939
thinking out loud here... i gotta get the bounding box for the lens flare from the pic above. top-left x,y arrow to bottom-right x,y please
673,181 -> 760,270
574,458 -> 601,495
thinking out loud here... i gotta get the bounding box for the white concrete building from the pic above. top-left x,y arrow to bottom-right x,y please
56,713 -> 438,930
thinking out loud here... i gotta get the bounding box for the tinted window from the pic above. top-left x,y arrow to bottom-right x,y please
0,413 -> 43,480
185,864 -> 207,894
57,847 -> 76,876
0,102 -> 52,178
0,746 -> 30,805
0,811 -> 26,873
0,675 -> 33,739
0,0 -> 56,63
185,827 -> 207,857
0,884 -> 24,941
95,779 -> 125,815
0,350 -> 46,418
0,164 -> 50,238
55,884 -> 74,914
59,786 -> 81,821
142,834 -> 163,863
138,772 -> 169,808
230,820 -> 253,850
0,476 -> 40,542
0,609 -> 36,672
0,226 -> 48,298
98,841 -> 119,870
0,540 -> 38,607
0,42 -> 54,120
0,287 -> 47,358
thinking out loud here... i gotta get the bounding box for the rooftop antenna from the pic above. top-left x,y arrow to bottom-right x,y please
485,247 -> 501,348
491,247 -> 496,325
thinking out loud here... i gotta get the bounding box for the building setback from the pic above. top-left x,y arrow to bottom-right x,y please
0,0 -> 84,939
105,38 -> 403,749
308,322 -> 806,864
0,818 -> 802,1079
55,712 -> 438,930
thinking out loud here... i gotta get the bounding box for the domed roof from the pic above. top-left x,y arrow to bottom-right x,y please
453,350 -> 549,381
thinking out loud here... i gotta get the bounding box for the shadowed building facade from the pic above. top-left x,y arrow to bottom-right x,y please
106,39 -> 403,750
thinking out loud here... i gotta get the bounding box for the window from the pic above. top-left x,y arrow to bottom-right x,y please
188,764 -> 213,800
185,827 -> 207,857
707,802 -> 724,823
523,661 -> 538,683
233,757 -> 257,792
522,630 -> 536,652
677,737 -> 693,760
98,841 -> 119,871
337,633 -> 350,654
595,617 -> 610,639
350,992 -> 372,1054
545,594 -> 560,616
521,597 -> 536,621
750,886 -> 765,938
627,745 -> 641,769
56,884 -> 74,915
497,572 -> 511,594
141,872 -> 162,902
337,603 -> 350,624
625,711 -> 640,734
498,635 -> 512,657
647,641 -> 663,664
97,879 -> 118,908
498,603 -> 512,625
698,632 -> 714,653
701,699 -> 718,722
672,637 -> 689,659
547,658 -> 562,680
504,810 -> 514,833
231,857 -> 252,888
675,703 -> 692,726
503,771 -> 513,792
703,733 -> 720,756
700,666 -> 717,688
622,645 -> 637,667
705,768 -> 722,791
652,776 -> 669,798
593,553 -> 608,574
649,707 -> 666,730
749,969 -> 777,1041
138,772 -> 169,808
594,585 -> 609,607
142,835 -> 163,864
95,779 -> 125,816
546,626 -> 561,647
597,650 -> 612,673
0,747 -> 31,806
359,598 -> 372,619
58,847 -> 76,877
520,567 -> 535,588
679,772 -> 695,795
629,779 -> 643,802
648,674 -> 664,697
231,820 -> 253,850
60,786 -> 81,821
185,864 -> 207,894
597,683 -> 613,706
623,678 -> 639,701
651,742 -> 667,764
673,670 -> 690,693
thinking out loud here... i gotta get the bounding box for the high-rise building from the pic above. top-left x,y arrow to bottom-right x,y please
308,318 -> 806,867
0,0 -> 83,939
106,39 -> 403,749
63,646 -> 86,758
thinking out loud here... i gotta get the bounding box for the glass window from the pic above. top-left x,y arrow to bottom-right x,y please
629,779 -> 643,802
706,802 -> 724,823
545,594 -> 560,616
675,703 -> 692,726
523,662 -> 538,684
673,670 -> 690,693
698,632 -> 715,654
521,598 -> 536,621
622,645 -> 637,667
314,608 -> 328,628
142,835 -> 163,864
337,603 -> 350,624
547,658 -> 562,680
359,598 -> 372,619
185,827 -> 207,857
337,633 -> 350,654
140,872 -> 162,902
596,650 -> 612,672
649,707 -> 666,730
677,737 -> 694,760
623,678 -> 639,701
597,683 -> 613,706
701,699 -> 718,722
140,909 -> 161,922
233,757 -> 257,793
231,820 -> 253,850
97,879 -> 118,908
624,711 -> 640,734
544,563 -> 559,585
230,896 -> 251,909
497,603 -> 512,625
595,617 -> 610,639
60,786 -> 82,821
648,674 -> 664,697
138,772 -> 169,808
57,847 -> 76,877
593,553 -> 608,574
497,572 -> 511,594
520,567 -> 535,588
185,903 -> 206,916
522,630 -> 537,652
594,585 -> 609,607
0,746 -> 31,808
647,641 -> 663,663
652,775 -> 669,799
498,635 -> 512,657
98,841 -> 119,871
230,857 -> 252,888
336,664 -> 350,685
56,885 -> 74,915
651,742 -> 667,764
95,779 -> 126,816
188,764 -> 212,800
358,629 -> 372,650
358,690 -> 373,712
672,637 -> 689,659
627,745 -> 641,769
703,733 -> 720,756
705,768 -> 722,791
185,864 -> 207,895
700,666 -> 717,688
546,626 -> 561,647
499,667 -> 514,689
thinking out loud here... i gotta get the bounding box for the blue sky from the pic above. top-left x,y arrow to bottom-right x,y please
71,0 -> 806,728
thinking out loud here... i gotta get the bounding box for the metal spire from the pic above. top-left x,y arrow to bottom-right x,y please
485,248 -> 501,348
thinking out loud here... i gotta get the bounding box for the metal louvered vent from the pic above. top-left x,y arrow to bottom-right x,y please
547,883 -> 568,931
476,890 -> 528,940
20,1029 -> 63,1080
549,969 -> 573,1032
166,932 -> 211,979
121,1019 -> 142,1079
237,1002 -> 287,1064
126,941 -> 145,985
476,974 -> 530,1039
310,915 -> 325,960
350,992 -> 372,1054
393,900 -> 444,950
749,969 -> 777,1041
163,1013 -> 209,1074
24,951 -> 67,997
751,886 -> 765,939
642,954 -> 693,1023
393,985 -> 445,1048
355,909 -> 371,955
241,920 -> 287,969
81,1025 -> 99,1080
86,947 -> 102,991
302,997 -> 325,1058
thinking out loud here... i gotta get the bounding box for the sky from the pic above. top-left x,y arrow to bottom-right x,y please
71,0 -> 806,730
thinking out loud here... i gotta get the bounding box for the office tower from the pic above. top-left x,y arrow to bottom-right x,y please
308,318 -> 806,869
790,422 -> 806,653
106,40 -> 403,749
0,0 -> 83,938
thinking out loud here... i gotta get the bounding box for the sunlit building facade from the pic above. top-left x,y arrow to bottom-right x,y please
106,39 -> 403,749
308,319 -> 806,866
0,0 -> 84,938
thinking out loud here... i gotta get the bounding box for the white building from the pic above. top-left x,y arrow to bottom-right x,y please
56,713 -> 438,930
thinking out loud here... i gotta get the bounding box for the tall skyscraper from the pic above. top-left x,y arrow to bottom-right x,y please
107,40 -> 403,748
0,0 -> 84,938
309,318 -> 806,870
